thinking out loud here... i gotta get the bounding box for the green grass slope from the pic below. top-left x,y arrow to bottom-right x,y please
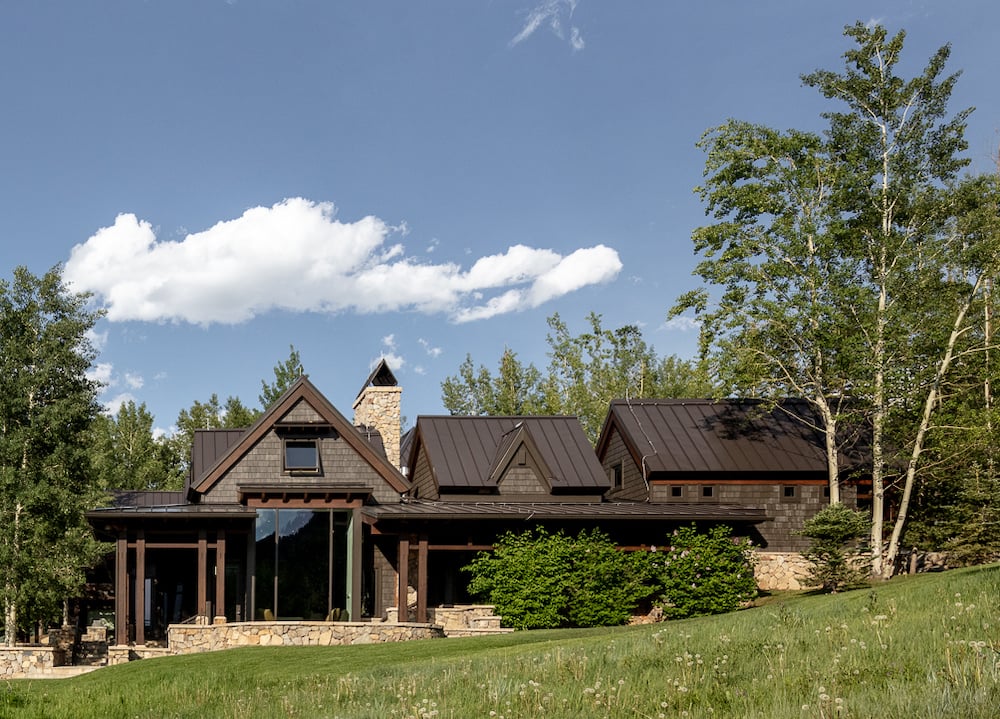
4,565 -> 999,718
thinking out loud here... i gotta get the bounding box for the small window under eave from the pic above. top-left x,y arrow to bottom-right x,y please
284,439 -> 319,472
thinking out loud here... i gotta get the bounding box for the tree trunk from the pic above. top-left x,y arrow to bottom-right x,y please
885,280 -> 980,571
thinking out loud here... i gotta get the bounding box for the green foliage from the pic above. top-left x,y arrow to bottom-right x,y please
440,348 -> 553,417
90,401 -> 181,491
637,524 -> 757,619
259,344 -> 305,409
464,525 -> 755,628
0,265 -> 108,643
463,527 -> 644,629
799,503 -> 871,592
441,313 -> 715,443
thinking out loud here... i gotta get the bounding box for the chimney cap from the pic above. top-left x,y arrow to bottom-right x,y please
356,358 -> 398,399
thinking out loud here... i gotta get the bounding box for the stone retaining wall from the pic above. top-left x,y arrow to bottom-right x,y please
0,646 -> 64,679
754,550 -> 814,591
167,621 -> 443,654
385,605 -> 513,636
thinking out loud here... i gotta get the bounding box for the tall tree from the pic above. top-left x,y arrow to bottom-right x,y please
90,401 -> 180,491
677,23 -> 980,576
0,266 -> 106,644
259,344 -> 305,409
802,23 -> 972,576
441,348 -> 552,417
673,122 -> 862,502
441,313 -> 714,443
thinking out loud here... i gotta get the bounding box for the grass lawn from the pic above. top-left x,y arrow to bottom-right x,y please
3,565 -> 999,718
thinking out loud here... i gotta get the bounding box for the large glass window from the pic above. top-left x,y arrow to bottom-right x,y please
254,508 -> 351,620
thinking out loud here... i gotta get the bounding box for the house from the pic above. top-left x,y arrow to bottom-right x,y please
595,398 -> 862,552
88,367 -> 410,645
85,368 -> 861,653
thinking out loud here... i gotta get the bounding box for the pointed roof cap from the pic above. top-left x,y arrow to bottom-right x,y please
356,358 -> 398,399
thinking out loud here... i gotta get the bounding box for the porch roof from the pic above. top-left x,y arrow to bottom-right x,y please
363,500 -> 767,523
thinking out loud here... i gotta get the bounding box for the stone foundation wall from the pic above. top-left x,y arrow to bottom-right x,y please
167,620 -> 443,654
0,647 -> 64,678
385,605 -> 512,636
754,550 -> 815,591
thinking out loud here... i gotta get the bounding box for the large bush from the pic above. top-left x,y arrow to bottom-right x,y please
799,503 -> 870,592
637,524 -> 757,619
463,528 -> 644,629
464,524 -> 757,628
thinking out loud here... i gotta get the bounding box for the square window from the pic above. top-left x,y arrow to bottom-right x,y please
285,439 -> 319,472
783,486 -> 796,498
701,485 -> 714,498
670,486 -> 683,498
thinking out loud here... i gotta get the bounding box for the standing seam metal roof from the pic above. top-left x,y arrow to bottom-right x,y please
414,416 -> 609,490
608,399 -> 830,475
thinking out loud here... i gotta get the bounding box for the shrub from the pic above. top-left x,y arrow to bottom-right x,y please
798,503 -> 870,592
637,524 -> 757,619
463,527 -> 643,629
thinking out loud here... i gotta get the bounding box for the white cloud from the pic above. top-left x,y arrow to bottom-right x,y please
418,338 -> 443,358
103,392 -> 137,416
663,315 -> 701,332
64,198 -> 621,325
124,372 -> 145,390
377,352 -> 406,371
87,362 -> 114,387
382,334 -> 397,350
511,0 -> 584,51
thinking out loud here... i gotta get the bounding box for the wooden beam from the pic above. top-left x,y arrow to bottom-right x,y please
351,508 -> 363,621
416,537 -> 428,624
115,532 -> 127,645
197,530 -> 208,617
397,537 -> 409,621
215,531 -> 226,621
135,531 -> 145,645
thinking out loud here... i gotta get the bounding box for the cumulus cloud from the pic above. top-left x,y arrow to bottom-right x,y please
64,198 -> 621,325
511,0 -> 585,51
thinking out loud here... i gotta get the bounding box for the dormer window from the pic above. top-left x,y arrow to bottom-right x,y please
285,439 -> 319,472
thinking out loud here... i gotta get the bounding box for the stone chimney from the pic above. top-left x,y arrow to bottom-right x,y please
353,359 -> 402,470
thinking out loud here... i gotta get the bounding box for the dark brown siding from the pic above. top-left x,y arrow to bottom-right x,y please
202,428 -> 401,505
601,426 -> 647,502
411,445 -> 439,500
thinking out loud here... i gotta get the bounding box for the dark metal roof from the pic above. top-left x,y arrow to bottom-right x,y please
602,399 -> 835,476
88,502 -> 257,519
413,416 -> 609,491
188,429 -> 246,493
364,500 -> 766,523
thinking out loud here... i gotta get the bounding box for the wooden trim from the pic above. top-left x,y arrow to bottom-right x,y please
215,531 -> 226,620
416,537 -> 428,624
397,538 -> 409,620
427,544 -> 493,551
650,478 -> 827,486
115,532 -> 127,645
127,542 -> 217,550
243,496 -> 364,509
135,531 -> 145,645
351,508 -> 363,621
197,531 -> 208,616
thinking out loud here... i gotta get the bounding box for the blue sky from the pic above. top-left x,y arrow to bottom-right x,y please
2,1 -> 998,434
